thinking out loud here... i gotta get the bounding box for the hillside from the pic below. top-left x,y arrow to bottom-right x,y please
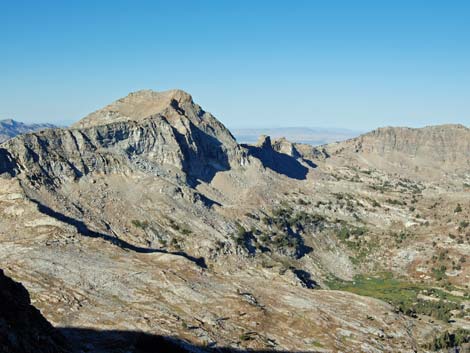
0,269 -> 68,353
321,124 -> 470,181
0,90 -> 469,352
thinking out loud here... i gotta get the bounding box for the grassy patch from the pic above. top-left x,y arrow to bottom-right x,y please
328,273 -> 420,304
327,273 -> 466,321
131,220 -> 149,229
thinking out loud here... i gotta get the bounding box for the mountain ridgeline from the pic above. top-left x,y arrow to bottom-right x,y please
1,90 -> 246,189
0,119 -> 55,143
2,90 -> 467,186
0,89 -> 469,352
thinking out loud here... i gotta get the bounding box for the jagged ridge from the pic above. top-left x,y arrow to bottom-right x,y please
1,90 -> 249,188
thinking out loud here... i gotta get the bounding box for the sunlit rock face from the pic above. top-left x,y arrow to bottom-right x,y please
0,90 -> 468,352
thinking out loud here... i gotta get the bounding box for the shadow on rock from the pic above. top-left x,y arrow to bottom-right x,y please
171,120 -> 231,188
59,327 -> 320,353
243,137 -> 309,180
0,147 -> 18,176
30,198 -> 207,269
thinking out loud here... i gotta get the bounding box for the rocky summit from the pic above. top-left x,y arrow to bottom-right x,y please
0,89 -> 469,353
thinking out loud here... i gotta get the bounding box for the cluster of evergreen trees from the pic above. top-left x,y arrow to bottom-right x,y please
424,329 -> 470,351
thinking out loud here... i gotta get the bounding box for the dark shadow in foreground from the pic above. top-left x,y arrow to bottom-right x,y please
59,327 -> 320,353
29,198 -> 207,269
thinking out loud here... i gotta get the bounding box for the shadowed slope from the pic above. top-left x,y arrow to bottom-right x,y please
0,269 -> 68,353
59,327 -> 320,353
30,198 -> 207,268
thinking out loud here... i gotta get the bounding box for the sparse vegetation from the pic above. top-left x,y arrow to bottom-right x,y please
371,199 -> 381,207
179,225 -> 192,235
239,332 -> 254,341
254,206 -> 324,258
386,198 -> 406,206
459,220 -> 469,229
327,273 -> 467,321
234,223 -> 248,246
390,230 -> 412,245
432,265 -> 447,282
336,225 -> 367,241
424,329 -> 470,351
131,220 -> 149,229
166,218 -> 193,235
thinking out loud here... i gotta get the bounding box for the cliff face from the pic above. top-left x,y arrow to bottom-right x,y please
1,90 -> 248,188
318,124 -> 470,180
1,90 -> 468,352
0,269 -> 68,353
353,124 -> 469,162
73,89 -> 238,149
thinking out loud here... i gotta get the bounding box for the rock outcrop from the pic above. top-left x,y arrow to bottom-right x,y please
1,90 -> 249,190
0,269 -> 68,353
322,124 -> 470,180
0,89 -> 468,352
354,124 -> 469,162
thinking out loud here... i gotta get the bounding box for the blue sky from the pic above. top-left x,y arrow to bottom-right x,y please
1,1 -> 469,130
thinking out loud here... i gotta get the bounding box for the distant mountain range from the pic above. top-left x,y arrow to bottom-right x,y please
232,126 -> 361,145
0,119 -> 56,143
1,120 -> 360,146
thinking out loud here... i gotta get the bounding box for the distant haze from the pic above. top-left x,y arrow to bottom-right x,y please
232,127 -> 362,146
0,119 -> 56,143
1,2 -> 470,129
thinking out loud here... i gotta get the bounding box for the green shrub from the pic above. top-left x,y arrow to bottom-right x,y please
432,265 -> 447,281
371,199 -> 381,207
180,224 -> 192,235
386,198 -> 405,206
412,299 -> 461,322
131,220 -> 149,229
239,333 -> 252,341
424,329 -> 470,351
336,225 -> 367,241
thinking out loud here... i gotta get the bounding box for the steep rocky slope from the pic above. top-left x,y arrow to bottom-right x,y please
0,119 -> 55,143
0,90 -> 469,352
0,269 -> 67,353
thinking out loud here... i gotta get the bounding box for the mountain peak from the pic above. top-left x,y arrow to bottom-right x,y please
0,119 -> 56,143
0,118 -> 16,125
73,89 -> 196,128
127,89 -> 193,103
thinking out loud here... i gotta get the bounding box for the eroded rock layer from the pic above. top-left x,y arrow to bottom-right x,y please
0,90 -> 469,352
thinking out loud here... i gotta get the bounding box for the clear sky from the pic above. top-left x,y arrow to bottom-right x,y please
1,0 -> 469,130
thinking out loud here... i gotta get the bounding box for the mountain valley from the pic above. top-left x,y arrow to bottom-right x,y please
0,90 -> 469,352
